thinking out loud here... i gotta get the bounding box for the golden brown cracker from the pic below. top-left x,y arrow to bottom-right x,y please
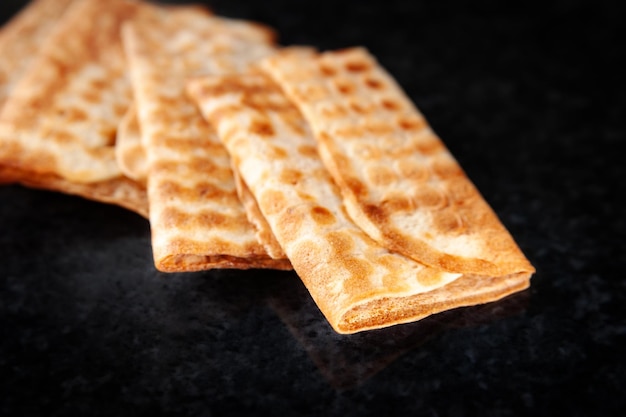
188,72 -> 530,333
123,3 -> 290,271
0,0 -> 77,110
260,47 -> 534,278
0,0 -> 147,216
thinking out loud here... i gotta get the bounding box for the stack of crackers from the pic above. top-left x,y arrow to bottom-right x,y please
0,0 -> 534,334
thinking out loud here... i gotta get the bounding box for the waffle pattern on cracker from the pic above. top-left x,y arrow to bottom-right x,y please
122,4 -> 289,271
260,48 -> 534,278
0,0 -> 141,183
187,72 -> 497,333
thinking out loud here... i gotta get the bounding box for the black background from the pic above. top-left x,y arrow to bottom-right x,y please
1,0 -> 624,416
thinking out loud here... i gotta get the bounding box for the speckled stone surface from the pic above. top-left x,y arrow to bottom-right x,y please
1,0 -> 624,416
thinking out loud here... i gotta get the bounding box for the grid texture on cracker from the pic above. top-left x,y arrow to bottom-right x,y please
0,0 -> 140,183
0,0 -> 148,216
123,4 -> 289,271
188,72 -> 531,333
260,47 -> 535,277
0,0 -> 77,110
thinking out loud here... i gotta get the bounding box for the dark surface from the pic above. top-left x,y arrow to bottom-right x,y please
1,0 -> 625,416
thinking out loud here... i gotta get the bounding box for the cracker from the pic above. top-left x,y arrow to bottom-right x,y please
113,103 -> 285,259
260,47 -> 535,277
123,3 -> 290,271
0,0 -> 148,216
188,71 -> 530,333
0,0 -> 77,110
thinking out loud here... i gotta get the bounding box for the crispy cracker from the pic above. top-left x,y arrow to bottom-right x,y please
114,103 -> 285,258
0,0 -> 77,110
122,4 -> 289,271
0,0 -> 148,216
260,47 -> 535,277
188,72 -> 530,333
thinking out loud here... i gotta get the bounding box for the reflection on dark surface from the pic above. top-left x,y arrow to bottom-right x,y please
265,272 -> 529,389
0,177 -> 623,416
